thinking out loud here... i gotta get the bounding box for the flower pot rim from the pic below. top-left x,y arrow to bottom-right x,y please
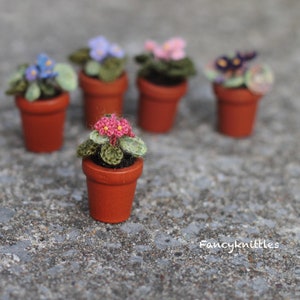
213,83 -> 262,104
137,76 -> 188,100
82,157 -> 143,185
15,92 -> 70,114
79,71 -> 128,87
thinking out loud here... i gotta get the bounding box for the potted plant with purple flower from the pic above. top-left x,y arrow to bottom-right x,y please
5,53 -> 77,152
77,114 -> 147,223
134,37 -> 196,133
69,36 -> 128,127
204,51 -> 274,137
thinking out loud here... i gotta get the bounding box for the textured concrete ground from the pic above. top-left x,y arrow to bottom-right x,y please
0,0 -> 300,299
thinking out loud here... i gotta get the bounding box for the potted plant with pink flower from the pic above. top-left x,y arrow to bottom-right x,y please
77,114 -> 147,223
135,37 -> 196,133
69,36 -> 128,127
5,53 -> 77,152
204,51 -> 274,137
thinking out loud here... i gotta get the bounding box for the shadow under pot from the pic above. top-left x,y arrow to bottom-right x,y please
79,71 -> 128,128
82,158 -> 144,223
15,92 -> 70,153
137,77 -> 188,133
213,83 -> 262,138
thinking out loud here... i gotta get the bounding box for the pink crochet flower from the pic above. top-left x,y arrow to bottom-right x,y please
94,116 -> 115,137
115,118 -> 134,138
153,46 -> 169,60
166,37 -> 186,50
94,114 -> 135,145
151,37 -> 187,61
144,40 -> 157,52
170,49 -> 186,60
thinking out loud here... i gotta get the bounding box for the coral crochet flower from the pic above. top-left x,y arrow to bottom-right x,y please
115,118 -> 135,138
94,115 -> 115,137
93,114 -> 135,145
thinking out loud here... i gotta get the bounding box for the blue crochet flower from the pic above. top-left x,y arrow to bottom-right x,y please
36,53 -> 57,79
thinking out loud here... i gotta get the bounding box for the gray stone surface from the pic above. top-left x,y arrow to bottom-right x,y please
0,0 -> 300,299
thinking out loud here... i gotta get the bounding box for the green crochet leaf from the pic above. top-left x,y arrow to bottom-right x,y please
100,143 -> 124,165
84,60 -> 101,76
89,130 -> 109,145
39,83 -> 56,97
98,57 -> 125,82
119,136 -> 147,157
54,63 -> 78,91
69,48 -> 90,64
222,76 -> 245,88
25,82 -> 41,101
5,80 -> 28,95
77,139 -> 99,158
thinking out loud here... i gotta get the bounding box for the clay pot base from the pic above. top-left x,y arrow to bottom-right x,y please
15,93 -> 70,152
82,158 -> 143,223
213,84 -> 262,138
79,72 -> 128,128
137,77 -> 188,133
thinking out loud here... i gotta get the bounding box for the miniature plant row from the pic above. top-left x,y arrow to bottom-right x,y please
6,36 -> 274,101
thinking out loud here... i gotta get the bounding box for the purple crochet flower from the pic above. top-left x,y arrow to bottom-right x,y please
88,36 -> 109,49
90,45 -> 109,62
25,65 -> 39,81
108,44 -> 125,58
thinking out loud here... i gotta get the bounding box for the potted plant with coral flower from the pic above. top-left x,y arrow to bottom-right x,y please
77,114 -> 147,223
6,53 -> 77,152
69,36 -> 128,127
135,37 -> 196,133
204,51 -> 274,137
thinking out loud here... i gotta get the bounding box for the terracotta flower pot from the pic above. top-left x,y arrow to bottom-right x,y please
137,77 -> 188,133
15,93 -> 70,152
79,71 -> 128,128
213,83 -> 262,138
82,158 -> 143,223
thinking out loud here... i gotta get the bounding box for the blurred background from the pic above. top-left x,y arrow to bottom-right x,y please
0,1 -> 299,299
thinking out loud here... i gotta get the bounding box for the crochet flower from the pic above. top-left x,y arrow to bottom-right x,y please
150,37 -> 187,61
94,116 -> 115,137
144,40 -> 157,52
237,51 -> 257,62
167,37 -> 186,50
153,46 -> 169,60
37,53 -> 55,71
230,56 -> 244,71
88,36 -> 109,49
215,56 -> 231,72
88,36 -> 110,62
25,65 -> 39,81
170,49 -> 186,60
109,44 -> 125,58
90,46 -> 109,62
36,53 -> 57,79
94,114 -> 135,145
115,118 -> 134,138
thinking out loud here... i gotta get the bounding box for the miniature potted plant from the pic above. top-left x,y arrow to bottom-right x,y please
135,37 -> 196,133
6,53 -> 77,152
204,51 -> 274,137
77,114 -> 147,223
69,36 -> 128,127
